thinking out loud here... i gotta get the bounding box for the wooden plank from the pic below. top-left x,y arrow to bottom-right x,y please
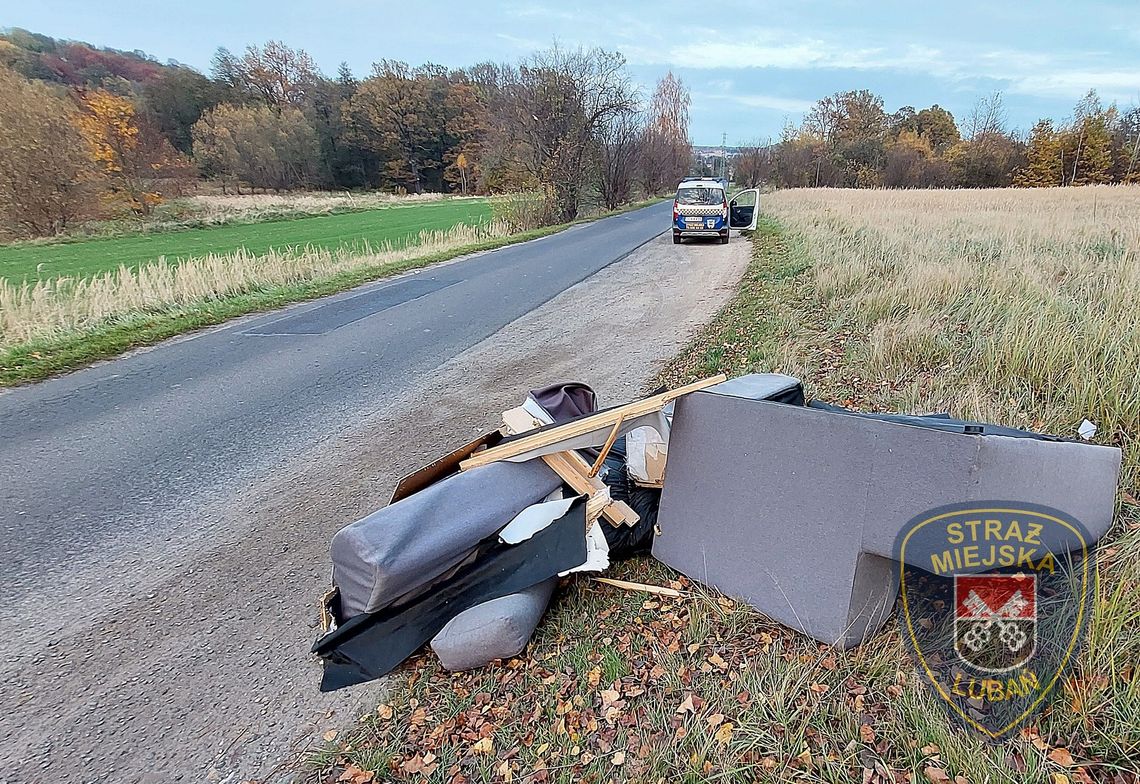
593,577 -> 684,598
502,407 -> 639,528
461,375 -> 726,471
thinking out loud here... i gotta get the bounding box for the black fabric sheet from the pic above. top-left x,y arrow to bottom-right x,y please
313,496 -> 588,691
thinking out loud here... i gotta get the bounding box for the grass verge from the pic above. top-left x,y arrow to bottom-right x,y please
305,198 -> 1139,784
0,198 -> 663,386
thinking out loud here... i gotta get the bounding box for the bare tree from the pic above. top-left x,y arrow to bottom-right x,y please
211,41 -> 319,107
639,72 -> 691,194
596,109 -> 643,209
495,45 -> 638,221
733,139 -> 768,187
965,92 -> 1007,140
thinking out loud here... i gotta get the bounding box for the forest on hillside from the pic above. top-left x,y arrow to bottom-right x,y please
0,30 -> 690,238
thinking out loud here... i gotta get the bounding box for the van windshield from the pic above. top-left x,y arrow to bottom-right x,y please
677,187 -> 724,206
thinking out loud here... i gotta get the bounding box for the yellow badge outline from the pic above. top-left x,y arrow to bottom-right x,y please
899,506 -> 1090,738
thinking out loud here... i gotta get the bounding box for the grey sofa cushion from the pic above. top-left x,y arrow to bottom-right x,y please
331,459 -> 562,618
431,578 -> 558,671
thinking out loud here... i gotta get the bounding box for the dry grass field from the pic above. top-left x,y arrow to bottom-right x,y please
758,186 -> 1140,491
312,186 -> 1140,784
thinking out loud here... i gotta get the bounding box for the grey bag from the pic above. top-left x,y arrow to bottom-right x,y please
331,459 -> 562,618
430,578 -> 558,671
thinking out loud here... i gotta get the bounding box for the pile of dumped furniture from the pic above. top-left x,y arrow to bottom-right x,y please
313,374 -> 1121,690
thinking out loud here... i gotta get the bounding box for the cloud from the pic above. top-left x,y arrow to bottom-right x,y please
626,27 -> 1140,103
703,92 -> 814,113
1009,70 -> 1140,104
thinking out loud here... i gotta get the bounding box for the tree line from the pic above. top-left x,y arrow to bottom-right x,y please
0,30 -> 691,238
732,89 -> 1140,189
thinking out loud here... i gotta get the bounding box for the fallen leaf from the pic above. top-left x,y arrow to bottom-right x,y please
708,652 -> 728,670
859,723 -> 876,744
376,704 -> 393,720
587,667 -> 602,688
706,713 -> 725,727
1050,775 -> 1070,784
677,694 -> 696,714
1049,748 -> 1075,767
809,682 -> 830,694
600,689 -> 622,707
611,751 -> 626,766
714,722 -> 734,744
338,765 -> 375,784
496,760 -> 513,782
322,729 -> 338,742
924,767 -> 951,783
921,744 -> 941,756
472,736 -> 494,755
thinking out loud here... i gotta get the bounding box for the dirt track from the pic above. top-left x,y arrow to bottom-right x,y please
0,231 -> 749,784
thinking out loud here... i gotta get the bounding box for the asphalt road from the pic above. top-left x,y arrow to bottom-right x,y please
0,200 -> 710,782
0,201 -> 670,619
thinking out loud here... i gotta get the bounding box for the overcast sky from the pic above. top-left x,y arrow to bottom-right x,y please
5,0 -> 1140,145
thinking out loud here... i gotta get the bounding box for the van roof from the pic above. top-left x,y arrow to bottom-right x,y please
677,179 -> 724,189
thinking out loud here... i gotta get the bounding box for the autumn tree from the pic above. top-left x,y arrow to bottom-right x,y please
949,92 -> 1023,187
883,130 -> 951,187
0,66 -> 99,237
345,61 -> 483,194
192,103 -> 319,192
1116,107 -> 1140,183
1014,119 -> 1063,187
639,72 -> 691,194
914,105 -> 960,153
141,66 -> 232,153
211,41 -> 318,107
1062,90 -> 1115,185
75,90 -> 190,215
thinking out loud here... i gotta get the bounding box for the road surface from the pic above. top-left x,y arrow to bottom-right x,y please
0,201 -> 750,783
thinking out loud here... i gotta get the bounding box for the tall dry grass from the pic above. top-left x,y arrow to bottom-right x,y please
0,219 -> 510,348
179,190 -> 456,226
655,185 -> 1140,775
763,185 -> 1140,491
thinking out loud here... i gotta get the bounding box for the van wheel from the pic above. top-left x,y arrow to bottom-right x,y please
719,234 -> 730,244
673,233 -> 682,244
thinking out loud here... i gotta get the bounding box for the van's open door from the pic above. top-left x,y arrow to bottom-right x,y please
729,189 -> 759,231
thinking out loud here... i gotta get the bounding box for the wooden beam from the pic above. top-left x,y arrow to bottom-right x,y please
501,407 -> 639,528
461,375 -> 726,471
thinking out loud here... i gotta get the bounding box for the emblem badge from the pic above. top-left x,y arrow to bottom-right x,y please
895,502 -> 1093,738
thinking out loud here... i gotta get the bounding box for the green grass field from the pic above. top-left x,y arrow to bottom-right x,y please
0,198 -> 491,283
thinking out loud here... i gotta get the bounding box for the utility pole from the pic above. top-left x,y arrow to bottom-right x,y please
721,131 -> 727,181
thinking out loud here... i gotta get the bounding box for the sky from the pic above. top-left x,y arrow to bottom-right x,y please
4,0 -> 1140,145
